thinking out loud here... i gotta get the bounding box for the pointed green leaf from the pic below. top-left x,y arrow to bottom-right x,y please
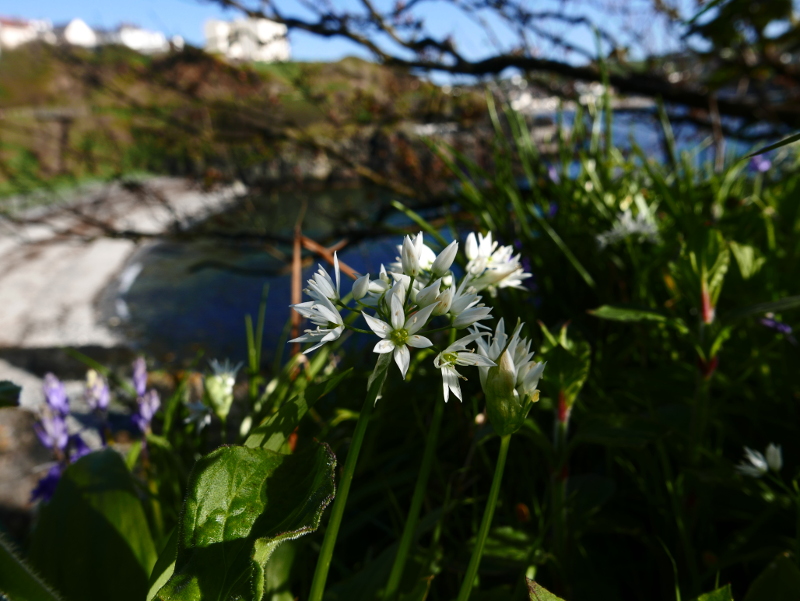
147,529 -> 178,601
723,295 -> 800,322
0,534 -> 63,601
590,305 -> 671,323
527,579 -> 568,600
245,369 -> 352,451
692,583 -> 734,601
745,132 -> 800,158
743,553 -> 800,601
0,381 -> 21,407
30,449 -> 158,601
154,443 -> 335,600
589,305 -> 688,334
730,241 -> 766,280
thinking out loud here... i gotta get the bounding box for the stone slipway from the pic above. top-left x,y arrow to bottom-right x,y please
0,176 -> 246,407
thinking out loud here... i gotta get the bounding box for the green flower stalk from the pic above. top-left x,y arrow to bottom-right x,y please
457,322 -> 545,601
288,231 -> 532,601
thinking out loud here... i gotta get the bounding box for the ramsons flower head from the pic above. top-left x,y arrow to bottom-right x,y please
465,232 -> 531,296
473,320 -> 545,436
205,359 -> 242,422
736,444 -> 782,478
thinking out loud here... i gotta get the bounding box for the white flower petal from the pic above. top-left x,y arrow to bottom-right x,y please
390,293 -> 405,330
374,339 -> 395,353
363,312 -> 390,338
406,335 -> 432,348
405,303 -> 437,334
333,252 -> 341,297
394,345 -> 411,379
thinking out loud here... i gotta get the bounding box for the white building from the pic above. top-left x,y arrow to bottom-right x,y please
205,18 -> 290,62
53,18 -> 98,47
100,24 -> 171,54
0,17 -> 53,49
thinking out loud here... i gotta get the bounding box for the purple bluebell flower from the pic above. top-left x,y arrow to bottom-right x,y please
760,317 -> 792,336
85,370 -> 110,412
750,155 -> 771,173
31,464 -> 63,503
132,389 -> 160,433
132,358 -> 148,397
34,412 -> 68,452
68,434 -> 92,461
547,165 -> 561,184
43,373 -> 69,416
547,202 -> 558,218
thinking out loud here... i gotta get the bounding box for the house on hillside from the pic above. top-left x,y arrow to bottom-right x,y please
98,24 -> 173,54
0,17 -> 54,49
204,18 -> 290,62
53,18 -> 97,47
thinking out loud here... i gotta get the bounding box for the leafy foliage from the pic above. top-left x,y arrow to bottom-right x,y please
153,443 -> 335,600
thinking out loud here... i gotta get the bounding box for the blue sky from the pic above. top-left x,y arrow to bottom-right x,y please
1,0 -> 688,64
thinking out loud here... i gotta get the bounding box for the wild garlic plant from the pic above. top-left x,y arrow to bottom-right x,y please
289,231 -> 544,601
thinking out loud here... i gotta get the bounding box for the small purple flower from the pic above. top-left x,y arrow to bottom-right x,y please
547,165 -> 561,184
68,434 -> 92,461
132,358 -> 148,397
43,374 -> 69,416
34,413 -> 68,452
547,202 -> 558,218
761,317 -> 792,336
132,389 -> 160,433
85,370 -> 110,412
750,155 -> 771,173
31,464 -> 63,503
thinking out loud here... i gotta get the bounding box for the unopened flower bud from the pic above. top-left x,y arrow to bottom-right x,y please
432,286 -> 454,316
416,279 -> 441,308
484,350 -> 530,436
431,241 -> 458,276
766,443 -> 783,472
353,274 -> 370,300
401,235 -> 421,276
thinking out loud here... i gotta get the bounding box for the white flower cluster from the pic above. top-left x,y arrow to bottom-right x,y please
596,209 -> 660,249
290,232 -> 537,402
736,443 -> 782,478
471,319 -> 546,404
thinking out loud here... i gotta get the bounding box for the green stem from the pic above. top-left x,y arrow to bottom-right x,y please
552,417 -> 569,574
309,359 -> 390,601
385,327 -> 456,600
385,399 -> 445,600
456,433 -> 511,601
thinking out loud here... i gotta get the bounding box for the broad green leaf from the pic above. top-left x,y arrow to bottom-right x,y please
692,583 -> 734,601
743,553 -> 800,601
154,443 -> 335,601
0,381 -> 21,407
30,449 -> 158,601
729,241 -> 766,280
527,579 -> 568,600
245,368 -> 352,451
723,296 -> 800,322
0,534 -> 62,601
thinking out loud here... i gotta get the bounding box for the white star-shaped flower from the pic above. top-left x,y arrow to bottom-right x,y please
434,333 -> 496,402
290,295 -> 344,354
363,294 -> 436,378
